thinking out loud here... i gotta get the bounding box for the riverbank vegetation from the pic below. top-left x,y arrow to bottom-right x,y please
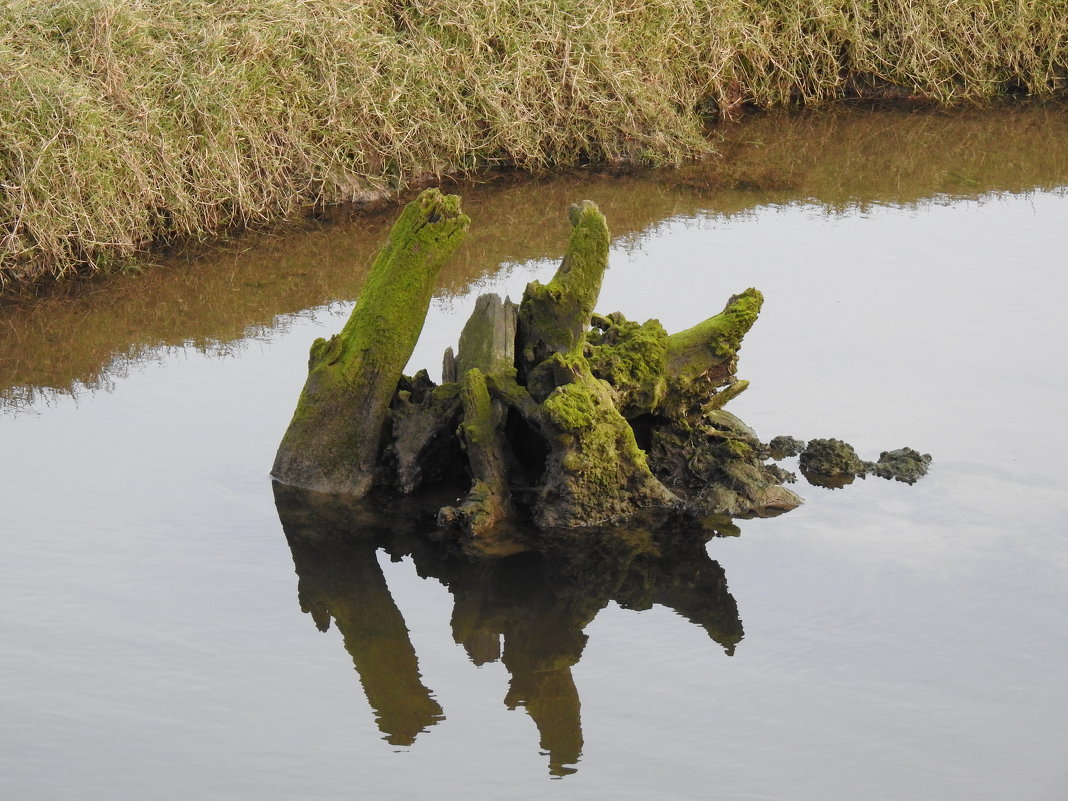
5,102 -> 1068,411
2,0 -> 1066,287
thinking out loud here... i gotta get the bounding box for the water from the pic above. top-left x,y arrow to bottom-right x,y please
2,105 -> 1068,800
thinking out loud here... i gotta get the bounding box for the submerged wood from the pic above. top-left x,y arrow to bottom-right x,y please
271,188 -> 469,495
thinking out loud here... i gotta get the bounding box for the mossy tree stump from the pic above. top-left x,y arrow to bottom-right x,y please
273,194 -> 802,536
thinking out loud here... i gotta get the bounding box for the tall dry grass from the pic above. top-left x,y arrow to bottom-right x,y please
2,0 -> 1066,286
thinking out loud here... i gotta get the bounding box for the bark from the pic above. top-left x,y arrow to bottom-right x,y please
271,189 -> 469,495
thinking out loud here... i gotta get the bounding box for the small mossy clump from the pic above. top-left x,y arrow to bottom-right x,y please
873,447 -> 933,484
768,435 -> 806,459
587,313 -> 669,418
798,438 -> 933,488
799,438 -> 868,480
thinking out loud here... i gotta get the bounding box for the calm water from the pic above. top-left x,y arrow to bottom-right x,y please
2,106 -> 1068,800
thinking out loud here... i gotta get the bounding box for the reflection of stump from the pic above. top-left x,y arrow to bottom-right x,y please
276,490 -> 444,746
274,483 -> 746,776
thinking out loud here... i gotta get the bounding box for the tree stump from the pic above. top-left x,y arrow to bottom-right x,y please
274,194 -> 804,536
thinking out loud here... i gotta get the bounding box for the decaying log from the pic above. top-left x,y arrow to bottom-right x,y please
272,189 -> 469,495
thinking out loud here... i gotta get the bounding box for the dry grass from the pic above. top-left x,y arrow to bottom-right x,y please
2,0 -> 1066,286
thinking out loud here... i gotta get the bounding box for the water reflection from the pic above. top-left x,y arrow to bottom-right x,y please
4,102 -> 1068,408
275,483 -> 742,776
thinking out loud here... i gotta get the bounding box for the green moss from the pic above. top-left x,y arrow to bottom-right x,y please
543,382 -> 599,433
273,189 -> 469,495
517,201 -> 610,387
667,288 -> 763,377
336,189 -> 469,377
724,438 -> 753,459
587,313 -> 669,417
540,372 -> 666,510
458,368 -> 494,446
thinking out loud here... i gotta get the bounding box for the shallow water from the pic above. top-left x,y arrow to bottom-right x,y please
2,105 -> 1068,800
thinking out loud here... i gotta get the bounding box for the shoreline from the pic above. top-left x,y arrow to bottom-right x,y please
2,0 -> 1067,290
3,95 -> 1068,302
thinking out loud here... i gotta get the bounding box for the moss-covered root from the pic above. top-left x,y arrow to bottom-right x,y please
517,200 -> 610,401
664,288 -> 764,406
272,189 -> 469,495
438,368 -> 514,536
489,365 -> 677,530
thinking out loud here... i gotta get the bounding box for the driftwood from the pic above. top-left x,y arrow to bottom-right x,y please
272,192 -> 805,534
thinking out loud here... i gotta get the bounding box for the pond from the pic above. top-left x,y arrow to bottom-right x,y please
2,104 -> 1067,800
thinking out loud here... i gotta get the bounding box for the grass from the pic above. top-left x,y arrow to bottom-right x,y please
5,101 -> 1068,409
2,0 -> 1067,287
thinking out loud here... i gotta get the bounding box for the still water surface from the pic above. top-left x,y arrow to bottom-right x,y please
2,106 -> 1067,799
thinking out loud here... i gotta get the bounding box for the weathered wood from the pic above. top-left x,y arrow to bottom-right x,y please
455,293 -> 517,377
274,194 -> 810,531
388,382 -> 463,494
436,294 -> 518,535
516,200 -> 609,402
272,189 -> 469,495
437,368 -> 514,534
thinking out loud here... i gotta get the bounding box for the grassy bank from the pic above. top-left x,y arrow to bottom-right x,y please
2,0 -> 1066,287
